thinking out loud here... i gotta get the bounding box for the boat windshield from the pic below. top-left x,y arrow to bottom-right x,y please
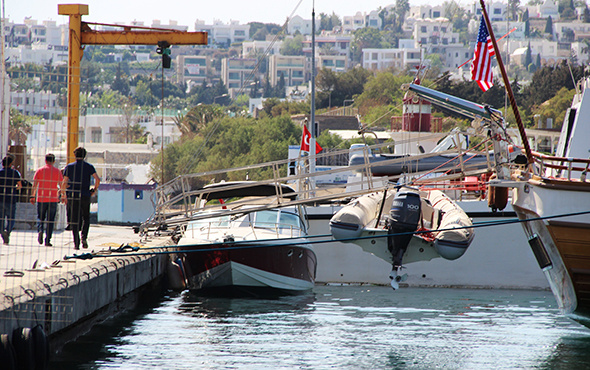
250,210 -> 304,232
187,215 -> 231,230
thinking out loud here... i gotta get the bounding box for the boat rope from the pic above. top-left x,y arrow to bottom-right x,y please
63,208 -> 590,260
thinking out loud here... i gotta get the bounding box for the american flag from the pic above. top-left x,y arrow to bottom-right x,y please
471,15 -> 496,92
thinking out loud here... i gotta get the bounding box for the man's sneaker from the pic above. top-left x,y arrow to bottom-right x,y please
45,242 -> 53,247
82,240 -> 88,249
1,231 -> 7,245
38,233 -> 43,245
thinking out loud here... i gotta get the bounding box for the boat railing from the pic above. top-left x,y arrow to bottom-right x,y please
530,150 -> 590,181
140,132 -> 501,233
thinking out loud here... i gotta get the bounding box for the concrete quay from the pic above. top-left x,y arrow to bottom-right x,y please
0,224 -> 174,355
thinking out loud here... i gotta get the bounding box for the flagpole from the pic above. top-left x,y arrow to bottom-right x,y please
478,0 -> 533,165
309,1 -> 316,193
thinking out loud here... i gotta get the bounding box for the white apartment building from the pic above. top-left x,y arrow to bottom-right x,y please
525,0 -> 559,20
554,21 -> 590,41
413,18 -> 462,54
3,19 -> 67,47
11,90 -> 63,118
302,32 -> 352,59
269,55 -> 306,87
151,20 -> 189,31
508,39 -> 561,65
176,55 -> 210,85
6,44 -> 69,65
408,5 -> 446,20
490,21 -> 526,40
242,40 -> 282,58
288,15 -> 314,35
317,55 -> 348,72
342,12 -> 367,32
221,58 -> 257,91
362,46 -> 423,71
444,46 -> 473,70
195,19 -> 250,46
473,1 -> 507,22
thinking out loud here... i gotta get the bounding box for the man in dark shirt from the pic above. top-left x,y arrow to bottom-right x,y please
0,155 -> 22,244
63,147 -> 100,250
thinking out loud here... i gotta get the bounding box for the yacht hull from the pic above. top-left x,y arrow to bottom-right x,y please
512,178 -> 590,320
179,243 -> 317,294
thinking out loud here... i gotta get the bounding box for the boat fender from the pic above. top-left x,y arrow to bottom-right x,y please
167,259 -> 187,291
487,174 -> 508,211
12,327 -> 35,370
0,333 -> 17,370
31,325 -> 49,370
388,191 -> 421,267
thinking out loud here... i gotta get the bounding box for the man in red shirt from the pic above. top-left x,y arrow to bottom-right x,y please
31,153 -> 64,246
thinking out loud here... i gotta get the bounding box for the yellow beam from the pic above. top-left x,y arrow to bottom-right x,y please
81,30 -> 208,45
57,4 -> 208,164
58,4 -> 88,163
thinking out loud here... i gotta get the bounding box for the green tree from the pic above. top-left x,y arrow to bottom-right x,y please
506,0 -> 521,21
316,67 -> 371,108
319,12 -> 341,32
525,42 -> 533,70
111,63 -> 130,96
351,27 -> 384,63
9,108 -> 33,146
280,34 -> 304,56
544,16 -> 553,34
175,104 -> 225,139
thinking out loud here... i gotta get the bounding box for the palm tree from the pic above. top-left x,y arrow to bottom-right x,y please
9,108 -> 32,145
174,104 -> 224,139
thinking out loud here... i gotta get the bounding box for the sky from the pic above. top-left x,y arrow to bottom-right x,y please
8,0 -> 447,28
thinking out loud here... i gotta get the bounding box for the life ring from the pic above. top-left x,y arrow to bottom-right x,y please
0,333 -> 17,370
31,325 -> 49,370
12,327 -> 35,370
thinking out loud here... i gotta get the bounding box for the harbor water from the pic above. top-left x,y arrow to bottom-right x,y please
50,286 -> 590,369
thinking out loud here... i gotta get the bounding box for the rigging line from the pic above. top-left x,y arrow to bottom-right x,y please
68,208 -> 590,261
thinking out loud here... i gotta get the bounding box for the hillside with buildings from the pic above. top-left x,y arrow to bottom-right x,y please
3,0 -> 589,182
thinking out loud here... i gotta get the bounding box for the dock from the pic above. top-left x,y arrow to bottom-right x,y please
0,224 -> 173,356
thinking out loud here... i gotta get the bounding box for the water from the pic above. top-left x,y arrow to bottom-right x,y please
51,286 -> 590,369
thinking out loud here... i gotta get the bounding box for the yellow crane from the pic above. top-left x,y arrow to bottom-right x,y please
58,4 -> 208,162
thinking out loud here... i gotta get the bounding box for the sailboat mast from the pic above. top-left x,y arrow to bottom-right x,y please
479,0 -> 533,165
309,2 -> 316,177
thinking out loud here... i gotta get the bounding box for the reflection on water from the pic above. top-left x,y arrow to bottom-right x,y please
51,286 -> 590,369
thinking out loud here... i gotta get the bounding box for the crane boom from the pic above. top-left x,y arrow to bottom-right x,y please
58,4 -> 208,162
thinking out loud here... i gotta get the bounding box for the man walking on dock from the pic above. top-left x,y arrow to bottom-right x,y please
0,155 -> 22,244
31,153 -> 64,246
63,147 -> 100,250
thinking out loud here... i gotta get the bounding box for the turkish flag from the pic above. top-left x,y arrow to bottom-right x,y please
300,125 -> 322,154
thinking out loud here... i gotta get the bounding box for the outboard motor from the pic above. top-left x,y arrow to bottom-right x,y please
387,190 -> 421,289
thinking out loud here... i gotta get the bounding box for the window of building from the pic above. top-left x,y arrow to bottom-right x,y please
421,26 -> 427,33
433,11 -> 441,17
494,8 -> 501,14
91,128 -> 101,143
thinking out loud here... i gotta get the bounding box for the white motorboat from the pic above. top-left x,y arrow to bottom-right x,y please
175,182 -> 317,296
